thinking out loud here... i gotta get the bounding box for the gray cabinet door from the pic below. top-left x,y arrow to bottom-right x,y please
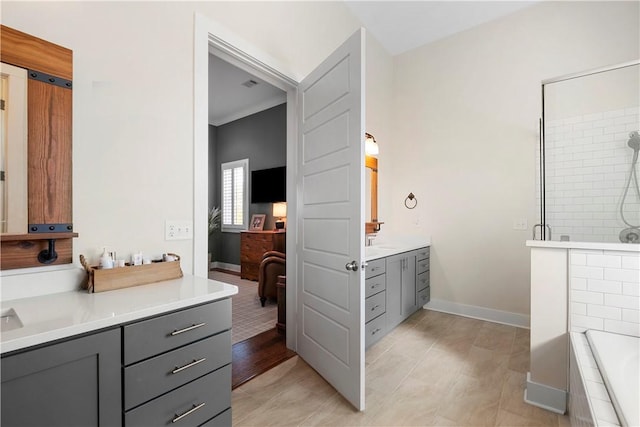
385,253 -> 404,328
1,328 -> 122,427
386,251 -> 418,329
401,253 -> 417,317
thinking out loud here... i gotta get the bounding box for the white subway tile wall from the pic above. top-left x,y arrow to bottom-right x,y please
569,249 -> 640,336
537,106 -> 640,243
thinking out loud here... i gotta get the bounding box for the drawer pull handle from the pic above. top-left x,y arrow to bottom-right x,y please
171,357 -> 207,374
171,322 -> 206,336
372,328 -> 381,335
172,402 -> 206,423
370,305 -> 380,311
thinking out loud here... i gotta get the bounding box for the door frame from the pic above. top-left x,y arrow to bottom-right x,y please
193,13 -> 299,349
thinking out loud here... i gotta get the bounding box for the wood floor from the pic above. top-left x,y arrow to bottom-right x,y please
232,327 -> 296,389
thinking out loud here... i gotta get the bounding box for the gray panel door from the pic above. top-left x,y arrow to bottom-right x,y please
1,328 -> 121,427
296,28 -> 365,410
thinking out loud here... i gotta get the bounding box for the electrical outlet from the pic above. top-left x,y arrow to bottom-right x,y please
165,220 -> 193,240
513,218 -> 528,230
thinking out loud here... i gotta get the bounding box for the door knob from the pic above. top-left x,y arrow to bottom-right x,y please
345,261 -> 359,271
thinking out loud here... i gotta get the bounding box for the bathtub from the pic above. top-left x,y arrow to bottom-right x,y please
569,331 -> 639,427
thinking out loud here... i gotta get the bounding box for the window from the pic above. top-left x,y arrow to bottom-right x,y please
221,159 -> 248,232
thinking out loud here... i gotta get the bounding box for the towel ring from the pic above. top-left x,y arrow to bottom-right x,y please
404,193 -> 417,209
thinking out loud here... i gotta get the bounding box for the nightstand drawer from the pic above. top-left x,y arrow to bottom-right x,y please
365,290 -> 386,323
365,274 -> 386,298
125,365 -> 231,427
124,299 -> 231,365
124,331 -> 231,410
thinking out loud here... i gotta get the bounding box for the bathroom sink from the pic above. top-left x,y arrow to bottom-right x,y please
1,308 -> 23,332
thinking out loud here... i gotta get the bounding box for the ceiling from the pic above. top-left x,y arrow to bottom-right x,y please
344,1 -> 537,55
208,1 -> 537,125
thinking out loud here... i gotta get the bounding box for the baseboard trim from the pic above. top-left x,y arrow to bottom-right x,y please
211,262 -> 240,273
423,298 -> 530,329
524,372 -> 567,414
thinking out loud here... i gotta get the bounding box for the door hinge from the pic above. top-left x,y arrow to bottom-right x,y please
0,171 -> 5,181
0,99 -> 5,111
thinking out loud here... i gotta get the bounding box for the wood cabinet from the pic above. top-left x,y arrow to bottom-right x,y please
1,328 -> 122,427
1,299 -> 233,427
240,231 -> 285,280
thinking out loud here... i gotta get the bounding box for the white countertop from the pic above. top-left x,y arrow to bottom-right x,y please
365,236 -> 431,261
526,240 -> 640,252
0,275 -> 238,354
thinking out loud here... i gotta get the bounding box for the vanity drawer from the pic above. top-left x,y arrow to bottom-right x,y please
365,274 -> 386,298
415,247 -> 430,261
365,312 -> 386,348
365,258 -> 386,279
125,365 -> 231,427
124,330 -> 231,410
199,408 -> 232,426
365,290 -> 386,323
416,258 -> 430,275
417,286 -> 430,306
417,271 -> 430,291
124,299 -> 231,365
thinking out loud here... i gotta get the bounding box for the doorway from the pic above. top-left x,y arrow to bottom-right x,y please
207,53 -> 294,387
194,16 -> 366,410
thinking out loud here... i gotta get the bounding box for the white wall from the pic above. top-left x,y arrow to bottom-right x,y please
1,1 -> 362,287
386,1 -> 640,317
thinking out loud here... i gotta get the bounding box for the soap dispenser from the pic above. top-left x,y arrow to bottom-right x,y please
100,248 -> 113,269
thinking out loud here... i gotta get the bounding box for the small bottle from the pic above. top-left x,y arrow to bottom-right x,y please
100,248 -> 113,269
132,252 -> 143,266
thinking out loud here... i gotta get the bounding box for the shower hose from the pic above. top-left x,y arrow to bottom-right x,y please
620,143 -> 640,229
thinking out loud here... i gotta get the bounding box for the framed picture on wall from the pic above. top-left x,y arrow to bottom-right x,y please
249,214 -> 266,231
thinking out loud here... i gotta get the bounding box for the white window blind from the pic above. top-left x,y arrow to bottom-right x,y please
221,159 -> 248,231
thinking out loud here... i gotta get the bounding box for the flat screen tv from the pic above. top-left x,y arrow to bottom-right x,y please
251,166 -> 286,203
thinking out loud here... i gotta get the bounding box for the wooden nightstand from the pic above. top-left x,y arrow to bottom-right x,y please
240,231 -> 286,281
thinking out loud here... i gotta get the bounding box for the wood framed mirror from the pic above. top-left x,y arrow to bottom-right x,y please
0,25 -> 77,270
365,133 -> 382,234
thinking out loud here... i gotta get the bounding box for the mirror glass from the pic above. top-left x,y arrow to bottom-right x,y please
365,154 -> 378,227
0,62 -> 28,234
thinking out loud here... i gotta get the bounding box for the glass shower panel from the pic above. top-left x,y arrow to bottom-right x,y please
542,63 -> 640,243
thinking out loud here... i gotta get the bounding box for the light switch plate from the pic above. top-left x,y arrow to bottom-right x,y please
165,220 -> 193,240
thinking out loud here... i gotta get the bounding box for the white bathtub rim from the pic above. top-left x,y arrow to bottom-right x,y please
586,330 -> 640,427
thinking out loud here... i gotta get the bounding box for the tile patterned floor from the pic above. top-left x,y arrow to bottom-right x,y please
232,309 -> 571,426
209,271 -> 277,344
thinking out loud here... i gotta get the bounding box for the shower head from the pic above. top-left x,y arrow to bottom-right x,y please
629,131 -> 640,151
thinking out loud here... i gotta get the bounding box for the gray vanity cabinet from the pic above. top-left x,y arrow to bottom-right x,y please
1,298 -> 233,427
1,328 -> 122,427
385,251 -> 417,329
416,247 -> 431,307
365,258 -> 387,348
123,299 -> 232,427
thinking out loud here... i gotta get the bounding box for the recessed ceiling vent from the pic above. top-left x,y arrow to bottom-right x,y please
242,79 -> 259,88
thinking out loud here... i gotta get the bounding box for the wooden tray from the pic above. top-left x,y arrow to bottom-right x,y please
80,254 -> 183,293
